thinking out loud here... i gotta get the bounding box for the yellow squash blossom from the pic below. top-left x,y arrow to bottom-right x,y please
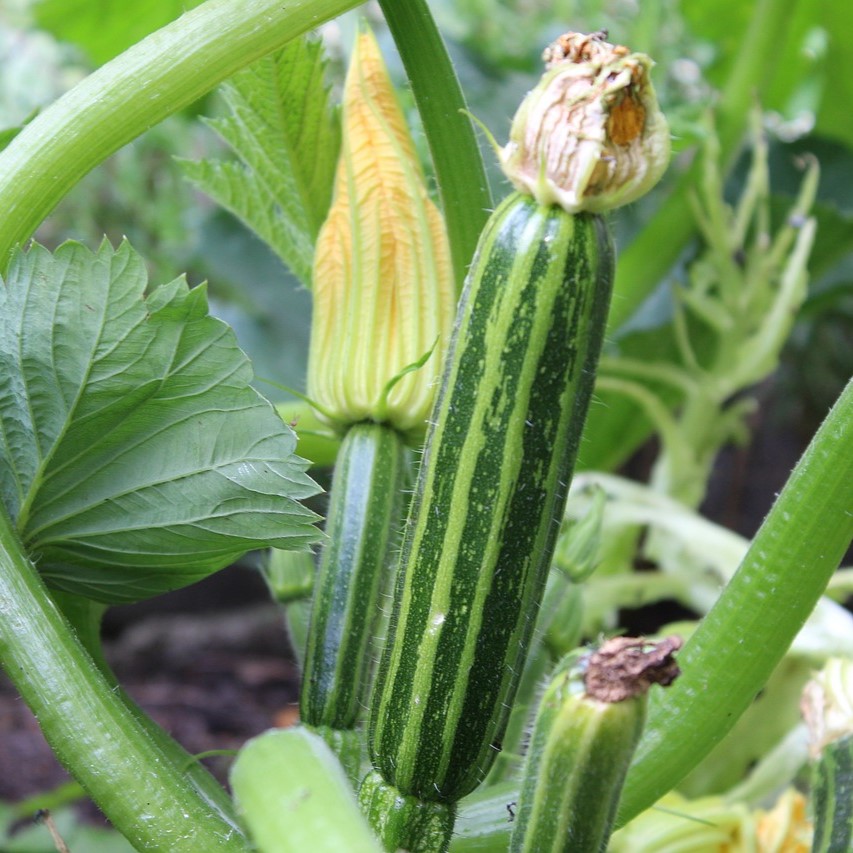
307,29 -> 454,440
609,789 -> 812,852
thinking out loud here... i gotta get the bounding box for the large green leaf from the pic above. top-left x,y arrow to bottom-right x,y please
0,240 -> 320,604
181,36 -> 340,287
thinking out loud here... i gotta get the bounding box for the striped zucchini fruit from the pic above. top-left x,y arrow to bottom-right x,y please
301,423 -> 405,747
366,191 -> 614,805
811,733 -> 853,852
510,638 -> 680,852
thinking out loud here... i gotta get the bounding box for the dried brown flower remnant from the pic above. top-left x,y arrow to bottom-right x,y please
500,31 -> 670,213
584,635 -> 682,703
542,30 -> 626,67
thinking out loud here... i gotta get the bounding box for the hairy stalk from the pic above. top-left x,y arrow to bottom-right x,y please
53,591 -> 242,827
0,505 -> 250,851
0,0 -> 362,270
617,378 -> 853,824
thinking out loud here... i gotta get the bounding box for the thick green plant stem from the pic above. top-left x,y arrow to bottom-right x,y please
617,378 -> 853,824
0,505 -> 249,851
52,590 -> 242,827
0,0 -> 362,271
300,422 -> 406,776
378,0 -> 493,296
609,0 -> 793,331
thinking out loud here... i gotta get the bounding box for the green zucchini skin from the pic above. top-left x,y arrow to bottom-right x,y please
359,770 -> 456,853
509,660 -> 645,853
367,191 -> 614,804
300,422 -> 405,732
811,733 -> 853,852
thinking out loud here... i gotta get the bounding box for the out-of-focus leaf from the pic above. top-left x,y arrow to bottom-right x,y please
34,0 -> 201,66
195,211 -> 312,398
815,0 -> 853,148
684,0 -> 853,148
0,125 -> 21,151
0,240 -> 320,604
0,802 -> 135,852
181,36 -> 340,287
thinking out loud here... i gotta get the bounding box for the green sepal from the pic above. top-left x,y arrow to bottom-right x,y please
358,770 -> 456,853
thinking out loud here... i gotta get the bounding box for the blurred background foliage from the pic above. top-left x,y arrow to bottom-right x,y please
1,0 -> 851,479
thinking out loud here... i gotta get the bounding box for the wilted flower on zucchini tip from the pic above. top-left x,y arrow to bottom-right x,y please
499,30 -> 671,213
801,657 -> 853,757
307,29 -> 454,440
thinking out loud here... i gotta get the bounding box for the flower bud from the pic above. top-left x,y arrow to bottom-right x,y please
499,31 -> 670,213
307,29 -> 454,439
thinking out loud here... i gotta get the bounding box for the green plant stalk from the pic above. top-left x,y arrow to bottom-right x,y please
0,504 -> 250,852
608,0 -> 793,331
301,422 -> 406,777
263,548 -> 316,668
52,590 -> 243,828
0,0 -> 362,271
231,729 -> 383,853
377,0 -> 493,296
617,378 -> 853,825
359,771 -> 456,853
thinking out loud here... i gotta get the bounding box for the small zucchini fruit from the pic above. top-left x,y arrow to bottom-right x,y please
509,636 -> 681,853
300,423 -> 406,776
802,658 -> 853,852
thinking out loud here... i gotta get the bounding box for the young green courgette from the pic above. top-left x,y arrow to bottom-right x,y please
362,31 -> 670,851
509,637 -> 681,853
296,29 -> 453,777
802,659 -> 853,852
367,190 -> 614,807
810,734 -> 853,853
300,423 -> 405,775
